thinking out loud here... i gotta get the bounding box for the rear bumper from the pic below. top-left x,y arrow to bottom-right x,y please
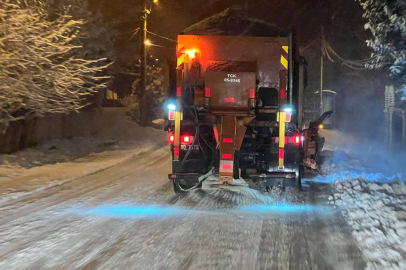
249,171 -> 299,189
168,173 -> 201,181
249,171 -> 297,179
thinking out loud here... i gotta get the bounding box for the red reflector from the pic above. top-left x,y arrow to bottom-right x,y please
222,154 -> 233,160
286,113 -> 291,122
168,134 -> 175,143
225,97 -> 235,103
176,87 -> 182,97
249,88 -> 255,99
222,164 -> 232,170
182,135 -> 191,144
280,89 -> 286,99
170,174 -> 177,179
223,138 -> 233,143
205,87 -> 211,97
174,146 -> 179,157
168,110 -> 175,120
279,149 -> 284,159
294,135 -> 301,145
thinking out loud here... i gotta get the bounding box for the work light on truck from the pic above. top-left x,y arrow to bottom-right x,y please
167,103 -> 177,111
283,105 -> 293,113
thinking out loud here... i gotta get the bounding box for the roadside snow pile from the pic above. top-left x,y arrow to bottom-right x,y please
331,178 -> 406,270
318,129 -> 406,269
0,109 -> 165,168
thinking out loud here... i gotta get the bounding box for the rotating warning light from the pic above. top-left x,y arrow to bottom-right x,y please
186,50 -> 199,59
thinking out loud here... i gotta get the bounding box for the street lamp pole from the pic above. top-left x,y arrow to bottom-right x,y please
140,0 -> 148,126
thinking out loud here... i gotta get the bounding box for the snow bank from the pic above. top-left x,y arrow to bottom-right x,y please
0,108 -> 166,205
318,130 -> 406,269
331,179 -> 406,270
0,108 -> 165,168
315,129 -> 406,269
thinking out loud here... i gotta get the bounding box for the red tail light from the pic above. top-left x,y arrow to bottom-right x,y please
182,135 -> 191,144
223,137 -> 233,143
168,134 -> 175,144
294,135 -> 301,145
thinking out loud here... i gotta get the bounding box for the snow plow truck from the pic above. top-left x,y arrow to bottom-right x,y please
165,8 -> 330,193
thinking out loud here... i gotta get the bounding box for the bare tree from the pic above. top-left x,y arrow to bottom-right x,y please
0,0 -> 113,132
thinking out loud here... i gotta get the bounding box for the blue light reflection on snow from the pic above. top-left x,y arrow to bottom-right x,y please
69,204 -> 186,219
304,171 -> 405,184
68,203 -> 331,219
239,204 -> 330,214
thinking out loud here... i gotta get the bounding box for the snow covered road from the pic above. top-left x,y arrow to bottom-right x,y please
0,146 -> 365,270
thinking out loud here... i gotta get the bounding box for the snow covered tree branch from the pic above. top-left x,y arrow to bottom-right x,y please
356,0 -> 406,85
0,0 -> 114,132
127,65 -> 165,123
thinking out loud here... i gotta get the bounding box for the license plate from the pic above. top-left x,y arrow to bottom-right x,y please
181,145 -> 199,151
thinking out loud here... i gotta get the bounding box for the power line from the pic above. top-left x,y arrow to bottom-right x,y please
107,19 -> 139,25
147,30 -> 177,43
321,37 -> 378,70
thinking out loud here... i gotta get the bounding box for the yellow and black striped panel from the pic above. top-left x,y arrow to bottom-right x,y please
177,44 -> 185,70
280,46 -> 289,70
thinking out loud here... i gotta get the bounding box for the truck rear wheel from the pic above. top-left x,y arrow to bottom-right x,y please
173,179 -> 202,194
296,164 -> 304,190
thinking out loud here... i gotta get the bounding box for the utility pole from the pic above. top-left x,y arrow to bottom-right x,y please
140,0 -> 149,126
320,26 -> 324,115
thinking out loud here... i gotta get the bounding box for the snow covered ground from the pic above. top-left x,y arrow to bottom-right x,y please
311,129 -> 406,270
0,121 -> 404,269
0,109 -> 166,206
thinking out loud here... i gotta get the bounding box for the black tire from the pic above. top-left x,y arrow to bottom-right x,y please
173,179 -> 202,194
296,164 -> 304,190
